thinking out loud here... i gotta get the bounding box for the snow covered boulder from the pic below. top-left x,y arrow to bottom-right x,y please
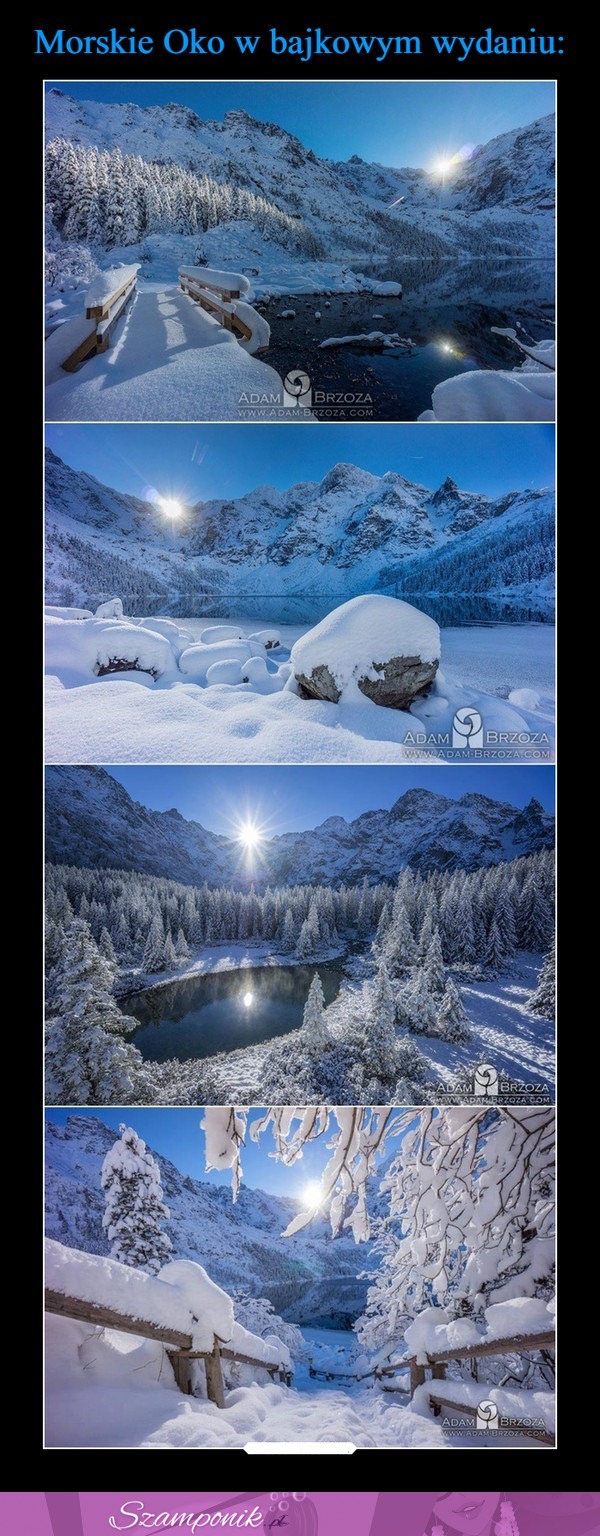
95,597 -> 123,619
178,639 -> 251,683
199,625 -> 246,645
91,621 -> 173,680
291,595 -> 440,711
248,629 -> 281,650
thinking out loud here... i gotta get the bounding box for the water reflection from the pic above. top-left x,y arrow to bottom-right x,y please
124,962 -> 343,1063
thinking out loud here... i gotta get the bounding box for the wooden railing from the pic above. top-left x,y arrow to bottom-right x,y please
406,1326 -> 556,1446
179,269 -> 257,347
61,272 -> 138,372
45,1286 -> 290,1409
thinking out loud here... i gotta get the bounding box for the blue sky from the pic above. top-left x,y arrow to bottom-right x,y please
45,1106 -> 393,1193
106,765 -> 555,837
46,80 -> 554,168
46,424 -> 554,504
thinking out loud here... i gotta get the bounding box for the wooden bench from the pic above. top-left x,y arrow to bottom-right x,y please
45,1286 -> 290,1409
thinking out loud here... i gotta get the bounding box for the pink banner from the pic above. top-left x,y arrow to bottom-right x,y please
1,1495 -> 599,1536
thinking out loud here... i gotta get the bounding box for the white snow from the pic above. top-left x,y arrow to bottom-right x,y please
45,1238 -> 195,1339
248,629 -> 281,649
404,1307 -> 480,1362
44,609 -> 554,766
199,625 -> 245,645
234,300 -> 271,355
94,597 -> 123,619
85,265 -> 140,307
45,283 -> 288,422
483,1296 -> 555,1341
45,314 -> 96,383
45,616 -> 176,683
159,1259 -> 234,1350
45,605 -> 92,621
178,265 -> 251,296
319,331 -> 413,351
290,595 -> 440,696
178,639 -> 251,682
419,347 -> 555,422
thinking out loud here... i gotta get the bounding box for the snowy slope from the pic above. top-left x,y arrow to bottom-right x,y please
45,766 -> 554,887
45,91 -> 554,266
45,448 -> 554,611
45,1114 -> 369,1325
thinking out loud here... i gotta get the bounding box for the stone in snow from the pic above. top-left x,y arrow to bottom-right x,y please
291,594 -> 440,711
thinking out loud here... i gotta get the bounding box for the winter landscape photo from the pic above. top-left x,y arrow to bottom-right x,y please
44,423 -> 555,764
45,763 -> 555,1106
45,1104 -> 556,1448
44,80 -> 555,422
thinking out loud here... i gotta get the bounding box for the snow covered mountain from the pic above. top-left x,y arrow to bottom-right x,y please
45,766 -> 554,887
45,448 -> 555,612
45,1114 -> 369,1325
45,90 -> 554,269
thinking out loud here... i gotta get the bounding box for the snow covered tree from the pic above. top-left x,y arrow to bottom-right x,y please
384,902 -> 417,970
484,915 -> 506,974
45,919 -> 146,1104
423,927 -> 446,995
437,976 -> 470,1042
362,963 -> 397,1080
402,966 -> 439,1036
142,910 -> 166,972
303,974 -> 328,1050
529,936 -> 555,1017
101,1123 -> 172,1273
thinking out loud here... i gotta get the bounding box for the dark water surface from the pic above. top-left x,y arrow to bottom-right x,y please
263,258 -> 554,421
125,963 -> 343,1062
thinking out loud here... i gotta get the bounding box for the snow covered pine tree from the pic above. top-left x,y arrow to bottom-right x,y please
101,1123 -> 172,1273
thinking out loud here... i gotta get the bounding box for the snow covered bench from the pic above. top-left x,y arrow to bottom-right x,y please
45,1240 -> 291,1408
179,267 -> 270,354
55,266 -> 140,373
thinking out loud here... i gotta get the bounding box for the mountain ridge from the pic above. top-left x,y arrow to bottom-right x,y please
45,765 -> 554,888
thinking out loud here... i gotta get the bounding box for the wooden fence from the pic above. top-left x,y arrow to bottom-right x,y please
45,1286 -> 290,1409
61,272 -> 138,372
179,269 -> 262,348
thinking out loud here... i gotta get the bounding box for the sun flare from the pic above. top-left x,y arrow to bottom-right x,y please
242,990 -> 254,1009
301,1180 -> 325,1210
237,820 -> 264,851
157,496 -> 183,521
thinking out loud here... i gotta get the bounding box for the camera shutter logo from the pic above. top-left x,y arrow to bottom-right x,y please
452,706 -> 484,749
284,369 -> 312,408
474,1063 -> 499,1097
476,1398 -> 499,1430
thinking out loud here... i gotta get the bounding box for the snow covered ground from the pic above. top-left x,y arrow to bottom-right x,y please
46,1313 -> 547,1449
44,610 -> 555,765
203,951 -> 553,1102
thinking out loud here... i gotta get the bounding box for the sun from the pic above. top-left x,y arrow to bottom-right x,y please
237,820 -> 264,851
157,495 -> 183,521
300,1180 -> 325,1210
432,156 -> 455,179
242,990 -> 254,1009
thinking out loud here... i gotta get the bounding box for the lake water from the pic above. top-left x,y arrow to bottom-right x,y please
263,258 -> 554,421
125,962 -> 343,1063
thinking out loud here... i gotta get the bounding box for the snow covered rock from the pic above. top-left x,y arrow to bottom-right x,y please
45,615 -> 175,682
95,597 -> 123,619
199,625 -> 245,645
178,639 -> 251,683
291,595 -> 440,711
205,659 -> 244,687
248,629 -> 281,650
45,605 -> 92,621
